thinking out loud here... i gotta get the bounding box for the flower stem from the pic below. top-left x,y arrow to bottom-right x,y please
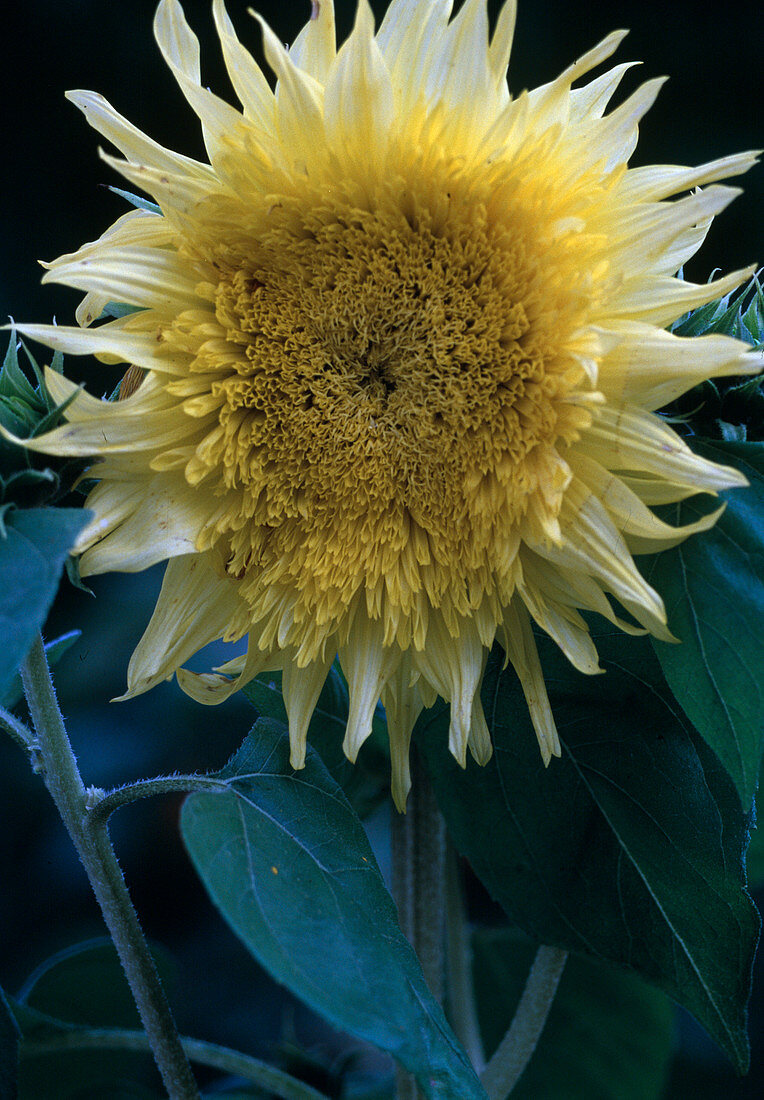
444,847 -> 484,1074
391,750 -> 447,1099
20,634 -> 200,1100
479,945 -> 568,1099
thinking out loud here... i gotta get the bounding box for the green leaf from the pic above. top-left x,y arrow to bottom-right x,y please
647,440 -> 764,807
0,630 -> 80,709
672,274 -> 763,345
418,630 -> 759,1073
181,718 -> 485,1099
1,985 -> 20,1100
473,928 -> 674,1100
12,939 -> 175,1098
0,335 -> 44,409
17,939 -> 176,1031
0,508 -> 89,698
243,665 -> 389,818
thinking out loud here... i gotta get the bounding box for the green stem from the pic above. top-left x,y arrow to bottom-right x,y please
391,751 -> 447,1099
21,1028 -> 329,1100
479,945 -> 568,1099
89,774 -> 227,824
444,847 -> 484,1073
20,634 -> 200,1100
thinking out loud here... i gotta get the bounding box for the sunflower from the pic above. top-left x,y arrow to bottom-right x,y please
7,0 -> 758,808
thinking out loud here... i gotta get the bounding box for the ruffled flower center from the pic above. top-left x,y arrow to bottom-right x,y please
165,157 -> 605,654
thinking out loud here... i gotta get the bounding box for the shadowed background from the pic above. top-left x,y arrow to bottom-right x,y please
0,2 -> 761,1096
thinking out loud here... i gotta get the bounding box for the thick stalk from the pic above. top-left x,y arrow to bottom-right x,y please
20,634 -> 200,1100
391,751 -> 447,1099
480,945 -> 568,1099
444,847 -> 484,1073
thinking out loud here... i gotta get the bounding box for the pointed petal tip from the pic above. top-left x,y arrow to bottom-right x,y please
342,738 -> 361,765
391,783 -> 410,814
110,683 -> 145,702
289,744 -> 307,770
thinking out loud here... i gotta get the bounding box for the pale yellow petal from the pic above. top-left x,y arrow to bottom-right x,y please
9,367 -> 196,457
487,0 -> 517,89
289,0 -> 337,85
119,553 -> 242,698
518,581 -> 602,675
532,478 -> 672,640
570,62 -> 638,121
414,614 -> 484,768
212,0 -> 276,130
381,649 -> 424,811
585,406 -> 749,493
376,0 -> 453,113
422,0 -> 494,141
11,322 -> 189,376
66,89 -> 213,180
97,151 -> 216,219
252,11 -> 325,156
43,245 -> 204,313
570,453 -> 726,554
282,651 -> 334,769
501,602 -> 561,764
621,151 -> 760,203
324,0 -> 394,153
339,611 -> 399,762
527,30 -> 629,130
603,185 -> 742,276
77,475 -> 204,575
467,696 -> 493,766
574,77 -> 666,175
602,266 -> 755,330
596,317 -> 756,408
154,0 -> 254,170
176,639 -> 278,704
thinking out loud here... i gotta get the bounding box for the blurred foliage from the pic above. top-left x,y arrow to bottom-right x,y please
0,335 -> 87,514
668,273 -> 764,441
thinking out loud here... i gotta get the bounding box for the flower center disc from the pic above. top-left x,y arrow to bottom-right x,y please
182,166 -> 596,651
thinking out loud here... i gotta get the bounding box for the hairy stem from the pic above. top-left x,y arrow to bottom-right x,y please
391,751 -> 447,1099
89,774 -> 227,824
480,945 -> 568,1099
0,703 -> 35,749
20,634 -> 200,1100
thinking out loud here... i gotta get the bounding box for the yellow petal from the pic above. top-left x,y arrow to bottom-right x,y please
119,553 -> 242,698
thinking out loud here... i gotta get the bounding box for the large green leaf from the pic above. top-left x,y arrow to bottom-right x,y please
417,630 -> 759,1072
181,719 -> 485,1100
0,507 -> 88,698
647,440 -> 764,807
1,984 -> 20,1100
473,928 -> 674,1099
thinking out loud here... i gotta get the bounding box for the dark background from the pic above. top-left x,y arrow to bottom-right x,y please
1,1 -> 762,1096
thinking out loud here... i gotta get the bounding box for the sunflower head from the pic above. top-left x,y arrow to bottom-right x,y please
5,0 -> 759,807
